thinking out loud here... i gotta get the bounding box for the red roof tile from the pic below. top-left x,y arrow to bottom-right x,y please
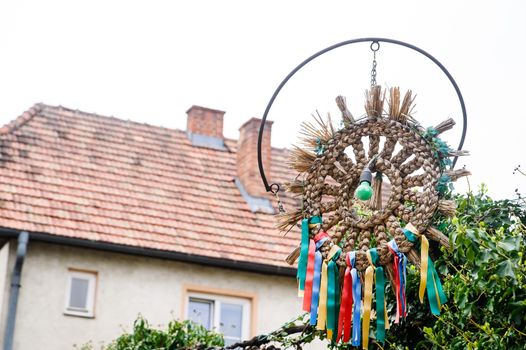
0,104 -> 300,268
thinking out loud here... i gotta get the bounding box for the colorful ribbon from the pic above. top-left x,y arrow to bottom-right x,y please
337,253 -> 353,343
388,239 -> 407,323
362,251 -> 375,349
317,255 -> 329,331
309,232 -> 329,325
369,248 -> 388,344
350,251 -> 361,347
403,226 -> 447,316
326,245 -> 341,340
297,216 -> 322,296
302,241 -> 316,312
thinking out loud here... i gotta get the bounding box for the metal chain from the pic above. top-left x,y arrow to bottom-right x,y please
370,41 -> 380,87
270,183 -> 286,214
274,191 -> 286,214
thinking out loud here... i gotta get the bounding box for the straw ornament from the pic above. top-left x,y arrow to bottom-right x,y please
282,86 -> 470,347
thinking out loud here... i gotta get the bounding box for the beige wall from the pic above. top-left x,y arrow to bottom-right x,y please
5,241 -> 316,349
0,241 -> 14,342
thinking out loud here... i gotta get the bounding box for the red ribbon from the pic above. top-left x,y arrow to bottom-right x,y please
314,231 -> 329,242
302,231 -> 329,312
388,245 -> 402,324
337,254 -> 353,342
302,241 -> 316,312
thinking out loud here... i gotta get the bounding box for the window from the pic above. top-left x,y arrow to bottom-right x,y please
187,292 -> 251,346
64,269 -> 97,318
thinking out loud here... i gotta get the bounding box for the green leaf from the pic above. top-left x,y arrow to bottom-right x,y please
497,236 -> 519,252
466,247 -> 476,262
496,259 -> 515,278
479,249 -> 495,263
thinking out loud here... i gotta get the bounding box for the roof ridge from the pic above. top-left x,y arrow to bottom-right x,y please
0,103 -> 44,135
40,103 -> 184,135
6,103 -> 290,153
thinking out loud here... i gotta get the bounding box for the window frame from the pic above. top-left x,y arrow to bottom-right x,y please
63,268 -> 98,318
182,285 -> 257,342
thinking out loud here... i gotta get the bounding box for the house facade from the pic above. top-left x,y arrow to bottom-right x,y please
0,105 -> 307,349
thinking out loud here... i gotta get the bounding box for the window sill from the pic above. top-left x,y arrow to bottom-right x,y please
63,309 -> 95,318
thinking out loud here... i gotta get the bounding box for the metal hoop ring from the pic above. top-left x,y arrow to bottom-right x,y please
269,183 -> 280,194
257,37 -> 468,193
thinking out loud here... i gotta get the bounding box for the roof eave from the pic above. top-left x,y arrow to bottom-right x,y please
0,228 -> 296,277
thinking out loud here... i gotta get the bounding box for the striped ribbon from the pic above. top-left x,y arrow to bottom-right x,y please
350,251 -> 361,347
337,253 -> 353,343
403,226 -> 447,316
297,216 -> 322,296
368,248 -> 388,345
388,239 -> 408,323
309,232 -> 329,325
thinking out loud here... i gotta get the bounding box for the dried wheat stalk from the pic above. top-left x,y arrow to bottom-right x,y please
365,85 -> 385,117
336,95 -> 355,124
434,118 -> 456,135
276,209 -> 303,232
288,146 -> 316,173
446,168 -> 471,181
426,226 -> 451,249
438,199 -> 456,217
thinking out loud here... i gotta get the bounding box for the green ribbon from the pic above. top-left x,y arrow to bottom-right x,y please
297,216 -> 322,292
327,247 -> 341,341
369,248 -> 386,344
427,259 -> 448,315
403,230 -> 448,316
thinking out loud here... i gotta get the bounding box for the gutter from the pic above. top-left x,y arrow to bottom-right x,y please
3,231 -> 29,350
0,228 -> 296,277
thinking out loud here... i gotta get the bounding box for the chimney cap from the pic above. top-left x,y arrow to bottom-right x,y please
186,105 -> 225,115
239,117 -> 273,131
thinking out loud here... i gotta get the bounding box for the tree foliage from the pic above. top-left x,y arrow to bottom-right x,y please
420,186 -> 526,349
98,317 -> 224,350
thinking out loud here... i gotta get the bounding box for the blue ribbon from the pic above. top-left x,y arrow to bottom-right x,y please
388,239 -> 408,317
350,251 -> 361,346
297,216 -> 322,292
310,237 -> 328,325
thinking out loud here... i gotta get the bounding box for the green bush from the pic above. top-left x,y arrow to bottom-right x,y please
421,187 -> 526,349
103,317 -> 224,350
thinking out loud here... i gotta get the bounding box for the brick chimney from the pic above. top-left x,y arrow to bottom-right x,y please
186,106 -> 226,150
236,118 -> 273,199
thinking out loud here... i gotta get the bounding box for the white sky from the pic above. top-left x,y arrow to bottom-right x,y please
0,0 -> 525,199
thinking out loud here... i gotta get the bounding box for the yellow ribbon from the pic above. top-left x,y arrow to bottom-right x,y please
384,298 -> 390,330
317,245 -> 340,332
317,261 -> 328,330
405,223 -> 429,304
362,251 -> 375,349
420,235 -> 430,303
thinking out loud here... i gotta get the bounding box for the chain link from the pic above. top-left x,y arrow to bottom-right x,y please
370,41 -> 380,87
274,191 -> 286,214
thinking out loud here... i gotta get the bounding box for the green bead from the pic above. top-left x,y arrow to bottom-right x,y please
355,181 -> 373,201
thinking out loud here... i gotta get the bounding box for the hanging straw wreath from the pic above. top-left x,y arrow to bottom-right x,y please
279,86 -> 470,347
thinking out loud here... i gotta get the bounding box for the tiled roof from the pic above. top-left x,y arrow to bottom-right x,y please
0,104 -> 300,268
